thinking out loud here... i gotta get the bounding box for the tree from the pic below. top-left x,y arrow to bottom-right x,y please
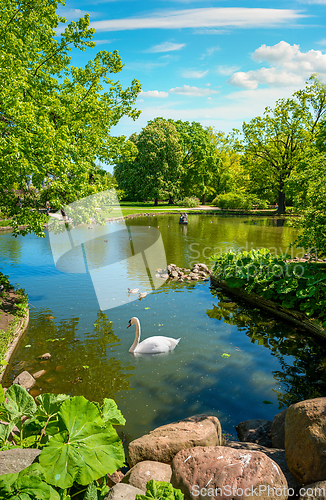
114,118 -> 183,205
0,0 -> 141,235
172,120 -> 218,204
287,130 -> 326,255
238,75 -> 326,213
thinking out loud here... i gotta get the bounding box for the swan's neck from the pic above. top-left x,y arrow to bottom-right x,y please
129,319 -> 141,353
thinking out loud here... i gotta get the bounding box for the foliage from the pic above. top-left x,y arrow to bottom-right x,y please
0,463 -> 60,500
114,118 -> 183,205
172,120 -> 218,204
235,75 -> 326,213
0,0 -> 141,236
287,139 -> 326,256
136,480 -> 184,500
176,197 -> 200,208
211,248 -> 326,326
212,193 -> 268,210
0,383 -> 125,497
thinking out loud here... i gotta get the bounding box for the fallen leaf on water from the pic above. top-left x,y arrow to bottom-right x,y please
144,307 -> 150,310
221,353 -> 230,358
25,344 -> 31,348
263,400 -> 273,404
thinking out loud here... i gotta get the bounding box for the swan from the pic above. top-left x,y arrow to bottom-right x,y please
127,317 -> 181,354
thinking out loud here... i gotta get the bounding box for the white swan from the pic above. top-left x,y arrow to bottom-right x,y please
127,317 -> 181,354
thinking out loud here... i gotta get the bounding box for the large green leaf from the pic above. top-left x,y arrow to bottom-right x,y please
4,384 -> 37,420
35,393 -> 70,419
0,463 -> 60,500
40,396 -> 125,489
100,399 -> 126,426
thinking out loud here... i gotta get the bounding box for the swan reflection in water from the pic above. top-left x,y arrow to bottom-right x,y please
127,317 -> 181,354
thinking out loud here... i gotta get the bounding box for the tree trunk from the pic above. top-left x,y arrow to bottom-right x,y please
169,196 -> 174,205
201,194 -> 205,205
154,198 -> 158,206
277,180 -> 286,214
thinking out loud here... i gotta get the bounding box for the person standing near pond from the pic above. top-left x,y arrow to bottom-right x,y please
60,208 -> 67,221
46,200 -> 50,215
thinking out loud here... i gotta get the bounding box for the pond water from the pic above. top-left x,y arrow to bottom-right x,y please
1,214 -> 326,445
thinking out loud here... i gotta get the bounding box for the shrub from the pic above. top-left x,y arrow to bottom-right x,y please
176,197 -> 200,208
212,193 -> 268,209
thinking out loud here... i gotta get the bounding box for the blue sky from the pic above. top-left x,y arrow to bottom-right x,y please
57,0 -> 326,141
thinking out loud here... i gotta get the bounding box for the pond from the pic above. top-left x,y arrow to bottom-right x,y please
1,213 -> 326,445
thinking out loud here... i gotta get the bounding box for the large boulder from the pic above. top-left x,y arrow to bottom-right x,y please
285,398 -> 326,484
271,409 -> 287,449
122,461 -> 172,491
128,415 -> 222,467
226,441 -> 300,493
236,419 -> 272,447
104,483 -> 145,500
299,481 -> 326,500
171,446 -> 288,500
0,448 -> 41,475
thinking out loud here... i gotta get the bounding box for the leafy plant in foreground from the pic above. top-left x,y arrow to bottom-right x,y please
0,383 -> 126,498
136,480 -> 184,500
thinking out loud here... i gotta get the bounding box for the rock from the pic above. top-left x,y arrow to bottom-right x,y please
171,446 -> 288,500
0,448 -> 41,475
271,409 -> 287,449
128,414 -> 222,467
122,461 -> 172,491
104,483 -> 145,500
13,371 -> 35,390
226,441 -> 300,493
33,369 -> 46,379
107,471 -> 125,487
236,419 -> 272,447
285,397 -> 326,485
299,481 -> 326,500
160,274 -> 169,280
38,353 -> 51,360
171,271 -> 179,278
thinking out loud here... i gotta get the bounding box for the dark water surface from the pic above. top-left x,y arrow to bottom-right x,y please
1,214 -> 326,443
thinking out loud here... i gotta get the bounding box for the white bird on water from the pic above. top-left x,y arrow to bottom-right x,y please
127,317 -> 181,354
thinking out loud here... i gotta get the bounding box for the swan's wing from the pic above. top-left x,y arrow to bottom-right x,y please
136,336 -> 180,354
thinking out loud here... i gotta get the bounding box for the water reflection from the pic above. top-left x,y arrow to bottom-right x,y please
4,310 -> 134,402
208,286 -> 326,408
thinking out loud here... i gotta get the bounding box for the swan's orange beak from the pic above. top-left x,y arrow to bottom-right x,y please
127,319 -> 131,329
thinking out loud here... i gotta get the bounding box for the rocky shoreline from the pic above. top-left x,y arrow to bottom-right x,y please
1,398 -> 326,499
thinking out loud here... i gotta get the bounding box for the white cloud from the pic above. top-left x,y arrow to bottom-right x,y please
169,85 -> 219,96
201,46 -> 221,59
90,8 -> 305,31
146,42 -> 185,53
252,41 -> 300,63
140,90 -> 169,98
217,64 -> 240,76
92,39 -> 114,45
182,69 -> 209,78
317,39 -> 326,46
228,41 -> 326,89
57,8 -> 99,21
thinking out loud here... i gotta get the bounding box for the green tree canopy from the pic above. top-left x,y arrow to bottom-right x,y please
114,118 -> 183,205
172,120 -> 218,204
237,75 -> 326,213
0,0 -> 141,235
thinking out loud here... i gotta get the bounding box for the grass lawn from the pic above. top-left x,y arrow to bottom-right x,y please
103,201 -> 202,218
